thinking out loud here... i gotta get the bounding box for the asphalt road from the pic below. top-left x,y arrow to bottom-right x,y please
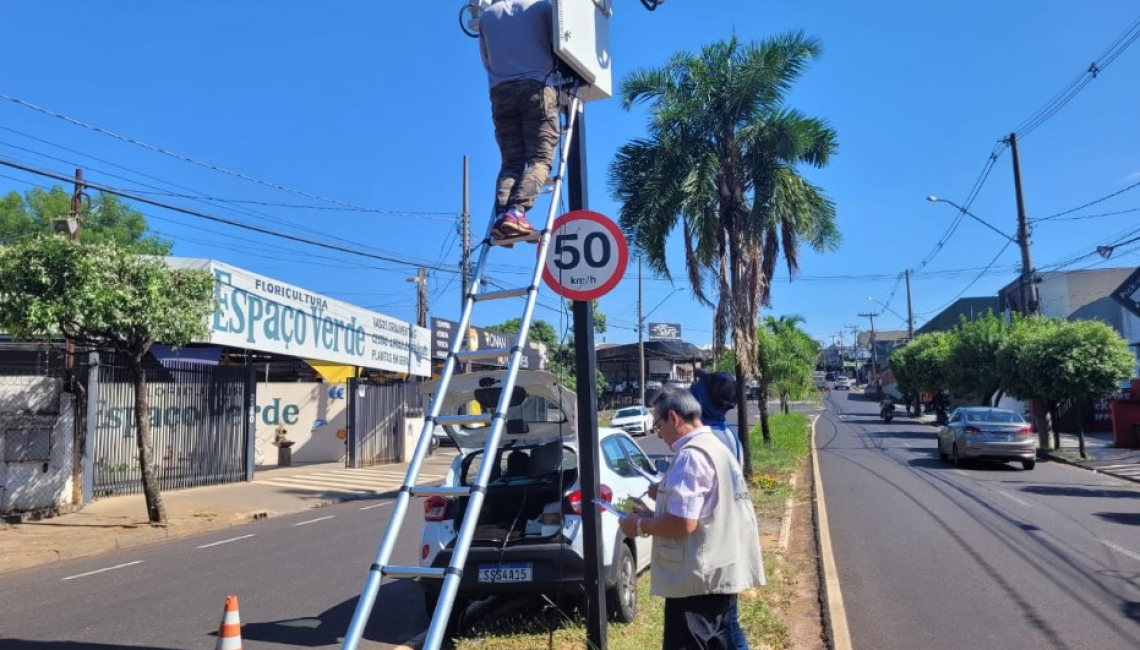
817,390 -> 1140,650
0,497 -> 426,650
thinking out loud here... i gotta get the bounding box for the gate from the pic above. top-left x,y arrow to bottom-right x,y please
346,380 -> 421,468
87,352 -> 252,498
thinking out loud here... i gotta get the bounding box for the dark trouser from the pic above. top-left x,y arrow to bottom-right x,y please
489,79 -> 560,215
662,594 -> 735,650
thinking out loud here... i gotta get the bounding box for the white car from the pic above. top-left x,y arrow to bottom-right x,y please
834,377 -> 852,390
420,371 -> 660,634
610,405 -> 655,436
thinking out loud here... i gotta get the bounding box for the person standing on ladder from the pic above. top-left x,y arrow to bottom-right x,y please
478,0 -> 560,241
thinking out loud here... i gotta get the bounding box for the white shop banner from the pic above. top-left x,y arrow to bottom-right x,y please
167,258 -> 431,376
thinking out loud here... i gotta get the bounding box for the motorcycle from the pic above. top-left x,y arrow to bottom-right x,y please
881,403 -> 895,424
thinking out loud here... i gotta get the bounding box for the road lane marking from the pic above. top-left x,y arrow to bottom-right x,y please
811,415 -> 853,650
998,492 -> 1032,507
197,534 -> 257,549
62,561 -> 143,581
902,442 -> 911,448
293,515 -> 336,527
1101,540 -> 1140,563
359,502 -> 393,510
953,469 -> 969,476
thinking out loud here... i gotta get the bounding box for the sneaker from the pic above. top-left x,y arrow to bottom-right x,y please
499,213 -> 536,237
490,215 -> 514,248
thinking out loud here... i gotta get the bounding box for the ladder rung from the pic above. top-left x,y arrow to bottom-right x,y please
383,566 -> 446,580
456,348 -> 511,361
436,414 -> 493,426
411,485 -> 471,497
489,231 -> 542,247
473,287 -> 530,302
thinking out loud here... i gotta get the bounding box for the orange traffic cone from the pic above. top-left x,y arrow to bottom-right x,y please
215,595 -> 242,650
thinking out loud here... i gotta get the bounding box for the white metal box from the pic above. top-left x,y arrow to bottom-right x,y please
552,0 -> 613,102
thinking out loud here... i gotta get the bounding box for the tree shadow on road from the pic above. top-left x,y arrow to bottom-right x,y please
239,579 -> 427,647
1092,512 -> 1140,526
1020,485 -> 1139,499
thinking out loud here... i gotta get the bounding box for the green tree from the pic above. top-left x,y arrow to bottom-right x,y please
0,186 -> 170,253
890,332 -> 953,397
485,315 -> 606,394
0,235 -> 213,524
946,311 -> 1011,406
761,315 -> 820,414
609,33 -> 839,476
998,317 -> 1133,454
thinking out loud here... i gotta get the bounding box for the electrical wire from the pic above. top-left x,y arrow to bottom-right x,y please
0,156 -> 462,275
1033,178 -> 1140,221
0,92 -> 436,215
1015,14 -> 1140,139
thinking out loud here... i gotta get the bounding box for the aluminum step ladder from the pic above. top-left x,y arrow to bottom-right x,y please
341,91 -> 582,650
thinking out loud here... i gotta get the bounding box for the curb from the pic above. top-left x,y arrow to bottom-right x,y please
810,415 -> 853,650
777,474 -> 798,554
1039,451 -> 1140,485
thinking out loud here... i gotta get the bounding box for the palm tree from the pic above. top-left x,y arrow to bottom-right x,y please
761,315 -> 820,416
609,33 -> 839,476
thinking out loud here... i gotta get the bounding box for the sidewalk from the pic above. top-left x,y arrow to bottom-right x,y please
0,451 -> 459,575
904,410 -> 1140,484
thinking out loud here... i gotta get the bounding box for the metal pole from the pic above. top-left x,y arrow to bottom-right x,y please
461,156 -> 472,374
417,267 -> 428,328
1009,133 -> 1038,315
638,258 -> 646,407
567,102 -> 608,650
905,269 -> 915,339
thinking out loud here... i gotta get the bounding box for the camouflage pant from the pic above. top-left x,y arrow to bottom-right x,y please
490,79 -> 560,215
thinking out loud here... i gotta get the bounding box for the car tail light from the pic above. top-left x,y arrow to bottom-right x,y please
1018,426 -> 1033,436
566,484 -> 613,515
963,426 -> 982,436
424,496 -> 449,521
421,544 -> 430,560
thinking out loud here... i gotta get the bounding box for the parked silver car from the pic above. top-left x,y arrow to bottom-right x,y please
936,407 -> 1037,470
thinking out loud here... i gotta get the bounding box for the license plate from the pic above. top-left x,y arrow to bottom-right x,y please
478,563 -> 533,583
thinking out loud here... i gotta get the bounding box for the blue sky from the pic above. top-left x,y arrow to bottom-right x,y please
2,1 -> 1139,351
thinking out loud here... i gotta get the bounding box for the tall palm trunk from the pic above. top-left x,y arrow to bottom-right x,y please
128,351 -> 167,524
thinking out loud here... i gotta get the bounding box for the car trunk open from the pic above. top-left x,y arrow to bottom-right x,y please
451,442 -> 579,546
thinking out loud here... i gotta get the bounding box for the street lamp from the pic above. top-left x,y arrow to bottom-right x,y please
926,196 -> 1018,243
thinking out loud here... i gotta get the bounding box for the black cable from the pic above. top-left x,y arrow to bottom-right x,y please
0,157 -> 461,275
1033,178 -> 1140,221
0,92 -> 418,214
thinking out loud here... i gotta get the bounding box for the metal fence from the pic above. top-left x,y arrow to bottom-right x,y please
87,353 -> 252,498
347,380 -> 421,468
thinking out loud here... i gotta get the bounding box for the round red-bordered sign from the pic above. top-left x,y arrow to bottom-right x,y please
541,210 -> 629,301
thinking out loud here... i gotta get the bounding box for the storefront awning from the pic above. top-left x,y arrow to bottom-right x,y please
303,360 -> 358,384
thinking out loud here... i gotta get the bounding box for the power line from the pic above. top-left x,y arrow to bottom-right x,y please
920,241 -> 1016,317
1033,177 -> 1140,221
0,91 -> 430,215
1015,14 -> 1140,139
0,157 -> 460,275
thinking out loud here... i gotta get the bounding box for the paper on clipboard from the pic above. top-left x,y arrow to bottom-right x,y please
593,498 -> 627,518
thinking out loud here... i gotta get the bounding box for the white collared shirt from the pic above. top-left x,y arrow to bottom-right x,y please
664,427 -> 719,520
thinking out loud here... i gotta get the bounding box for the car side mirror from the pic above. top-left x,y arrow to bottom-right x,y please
654,459 -> 670,473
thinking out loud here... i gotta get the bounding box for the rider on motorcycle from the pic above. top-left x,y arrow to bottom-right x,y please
880,397 -> 896,419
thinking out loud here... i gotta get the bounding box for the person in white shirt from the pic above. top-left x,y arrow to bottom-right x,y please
619,387 -> 764,650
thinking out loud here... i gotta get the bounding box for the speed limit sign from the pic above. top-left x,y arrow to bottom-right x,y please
542,210 -> 629,301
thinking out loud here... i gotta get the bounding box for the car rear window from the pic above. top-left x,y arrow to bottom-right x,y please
965,410 -> 1024,423
614,408 -> 641,418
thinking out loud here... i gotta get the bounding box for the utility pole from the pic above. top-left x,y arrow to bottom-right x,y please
461,155 -> 471,311
905,269 -> 915,340
461,156 -> 471,373
63,168 -> 85,391
407,268 -> 428,328
858,312 -> 879,380
638,258 -> 646,407
1008,132 -> 1039,315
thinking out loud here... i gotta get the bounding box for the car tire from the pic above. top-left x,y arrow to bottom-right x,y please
1022,459 -> 1036,471
606,543 -> 638,623
951,443 -> 965,468
422,584 -> 470,641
